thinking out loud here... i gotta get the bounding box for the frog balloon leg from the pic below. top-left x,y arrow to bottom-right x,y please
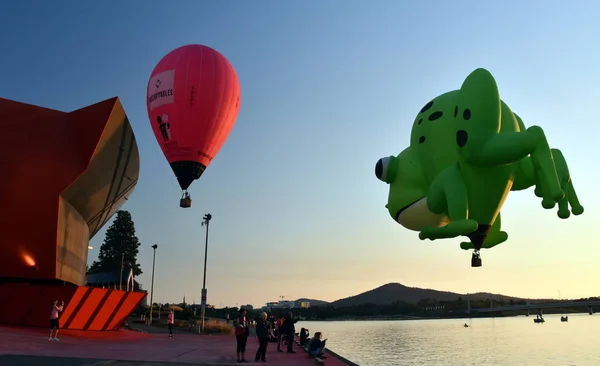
513,147 -> 584,218
509,112 -> 583,216
548,148 -> 584,217
420,68 -> 565,267
460,147 -> 585,250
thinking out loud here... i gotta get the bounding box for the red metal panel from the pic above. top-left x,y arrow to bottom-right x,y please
60,286 -> 89,325
0,284 -> 142,330
0,283 -> 76,328
88,290 -> 125,331
68,288 -> 107,330
0,97 -> 138,286
106,291 -> 146,331
0,284 -> 32,326
0,100 -> 92,282
0,97 -> 141,331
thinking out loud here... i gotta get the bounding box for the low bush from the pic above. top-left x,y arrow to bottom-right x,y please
201,320 -> 233,335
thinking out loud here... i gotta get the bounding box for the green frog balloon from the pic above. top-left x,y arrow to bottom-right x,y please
375,68 -> 584,267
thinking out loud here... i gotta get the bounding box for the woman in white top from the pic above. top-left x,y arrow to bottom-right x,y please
49,300 -> 64,341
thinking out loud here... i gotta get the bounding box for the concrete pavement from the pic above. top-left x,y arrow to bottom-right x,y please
0,325 -> 348,366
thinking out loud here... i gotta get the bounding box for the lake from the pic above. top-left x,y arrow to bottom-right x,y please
298,314 -> 600,365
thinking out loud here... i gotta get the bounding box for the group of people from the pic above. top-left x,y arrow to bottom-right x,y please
233,308 -> 328,363
234,308 -> 298,362
300,328 -> 328,358
47,299 -> 328,363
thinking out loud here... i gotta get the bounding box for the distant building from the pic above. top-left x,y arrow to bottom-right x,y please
300,302 -> 310,309
85,269 -> 138,291
263,301 -> 298,312
279,300 -> 297,308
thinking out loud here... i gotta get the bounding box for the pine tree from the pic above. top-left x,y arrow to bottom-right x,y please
88,210 -> 143,276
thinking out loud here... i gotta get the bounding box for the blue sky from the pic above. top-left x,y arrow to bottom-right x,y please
1,0 -> 599,307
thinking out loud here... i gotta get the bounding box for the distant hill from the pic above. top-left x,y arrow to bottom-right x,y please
295,298 -> 329,307
329,283 -> 527,307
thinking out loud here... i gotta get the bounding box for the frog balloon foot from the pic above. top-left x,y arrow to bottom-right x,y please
557,208 -> 571,219
471,251 -> 482,267
572,206 -> 584,215
541,198 -> 556,209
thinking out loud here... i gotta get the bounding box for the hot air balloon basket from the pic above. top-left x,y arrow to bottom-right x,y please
180,197 -> 192,208
471,252 -> 482,267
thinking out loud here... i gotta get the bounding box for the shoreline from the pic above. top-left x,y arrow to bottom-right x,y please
298,310 -> 589,322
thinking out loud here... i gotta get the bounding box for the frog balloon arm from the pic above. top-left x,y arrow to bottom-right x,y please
419,165 -> 478,240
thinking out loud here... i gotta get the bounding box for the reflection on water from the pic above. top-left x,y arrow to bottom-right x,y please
298,314 -> 600,365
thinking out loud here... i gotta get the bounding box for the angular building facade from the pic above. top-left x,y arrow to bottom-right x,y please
0,97 -> 146,330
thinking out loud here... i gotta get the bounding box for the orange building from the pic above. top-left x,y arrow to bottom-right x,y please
0,97 -> 146,330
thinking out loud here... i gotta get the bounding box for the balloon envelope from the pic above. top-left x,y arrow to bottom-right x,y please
147,44 -> 241,190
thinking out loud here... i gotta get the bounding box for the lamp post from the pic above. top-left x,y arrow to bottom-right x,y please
200,213 -> 212,333
119,252 -> 124,291
149,244 -> 158,325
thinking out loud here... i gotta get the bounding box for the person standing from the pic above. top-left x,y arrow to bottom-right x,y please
234,308 -> 250,363
255,312 -> 270,362
167,309 -> 175,338
275,315 -> 285,352
48,300 -> 64,341
281,311 -> 300,353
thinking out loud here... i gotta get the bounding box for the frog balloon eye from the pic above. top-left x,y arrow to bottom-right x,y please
375,156 -> 396,184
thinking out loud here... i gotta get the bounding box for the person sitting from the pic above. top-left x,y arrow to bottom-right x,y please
308,332 -> 327,358
299,327 -> 310,346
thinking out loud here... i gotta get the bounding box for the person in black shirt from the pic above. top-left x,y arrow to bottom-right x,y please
281,311 -> 300,353
299,327 -> 310,346
254,312 -> 270,362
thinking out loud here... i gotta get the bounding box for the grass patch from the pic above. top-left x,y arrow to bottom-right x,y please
200,320 -> 234,335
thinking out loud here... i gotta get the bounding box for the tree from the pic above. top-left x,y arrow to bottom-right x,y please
88,210 -> 143,276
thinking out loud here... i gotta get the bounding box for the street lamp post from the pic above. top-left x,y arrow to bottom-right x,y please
149,244 -> 158,325
200,213 -> 212,333
119,253 -> 124,291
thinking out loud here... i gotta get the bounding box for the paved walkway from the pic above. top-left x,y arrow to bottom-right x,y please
0,326 -> 348,366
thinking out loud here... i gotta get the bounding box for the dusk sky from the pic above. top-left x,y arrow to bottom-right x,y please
1,1 -> 599,308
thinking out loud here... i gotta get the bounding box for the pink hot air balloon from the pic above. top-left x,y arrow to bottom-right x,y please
146,45 -> 241,207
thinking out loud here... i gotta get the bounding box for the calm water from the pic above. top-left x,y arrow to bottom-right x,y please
298,314 -> 600,365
